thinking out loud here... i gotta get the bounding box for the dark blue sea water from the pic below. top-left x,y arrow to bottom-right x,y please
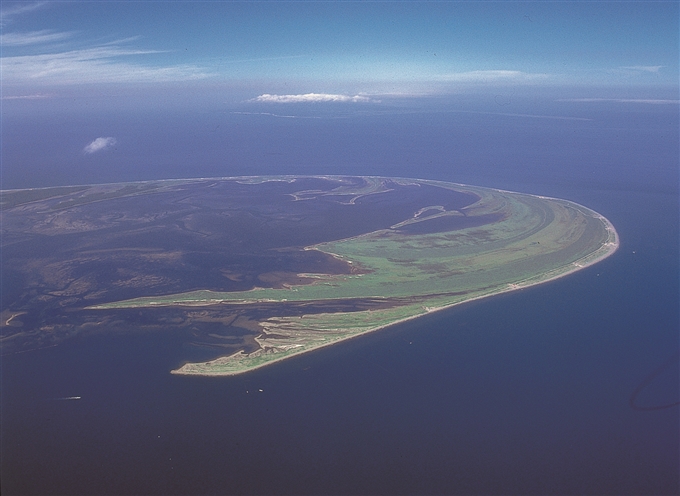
2,96 -> 678,494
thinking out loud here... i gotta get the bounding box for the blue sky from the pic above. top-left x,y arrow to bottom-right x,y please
1,1 -> 678,100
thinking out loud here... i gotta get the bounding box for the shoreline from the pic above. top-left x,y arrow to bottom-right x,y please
4,174 -> 619,377
172,220 -> 619,377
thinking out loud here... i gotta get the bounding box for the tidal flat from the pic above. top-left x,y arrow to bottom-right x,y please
1,176 -> 617,375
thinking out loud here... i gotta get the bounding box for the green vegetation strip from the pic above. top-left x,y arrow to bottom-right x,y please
90,182 -> 619,376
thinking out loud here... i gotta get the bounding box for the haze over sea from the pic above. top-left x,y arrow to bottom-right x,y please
1,1 -> 678,494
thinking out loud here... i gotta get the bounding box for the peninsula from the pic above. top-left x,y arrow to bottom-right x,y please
1,176 -> 618,375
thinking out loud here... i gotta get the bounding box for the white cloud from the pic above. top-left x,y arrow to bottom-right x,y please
558,98 -> 679,105
1,30 -> 73,46
435,70 -> 549,83
1,44 -> 210,84
251,93 -> 374,103
620,66 -> 663,73
84,137 -> 117,154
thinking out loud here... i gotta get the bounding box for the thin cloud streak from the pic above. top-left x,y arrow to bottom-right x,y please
2,45 -> 210,84
251,93 -> 374,103
558,98 -> 679,105
84,137 -> 117,154
1,30 -> 73,46
1,93 -> 50,100
434,70 -> 549,83
452,109 -> 592,121
0,2 -> 47,27
222,54 -> 307,64
231,111 -> 321,119
620,66 -> 664,73
99,36 -> 142,47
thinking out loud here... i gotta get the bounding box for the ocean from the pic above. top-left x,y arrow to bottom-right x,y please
2,95 -> 678,494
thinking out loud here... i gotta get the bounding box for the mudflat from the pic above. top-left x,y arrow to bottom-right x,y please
1,176 -> 618,375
